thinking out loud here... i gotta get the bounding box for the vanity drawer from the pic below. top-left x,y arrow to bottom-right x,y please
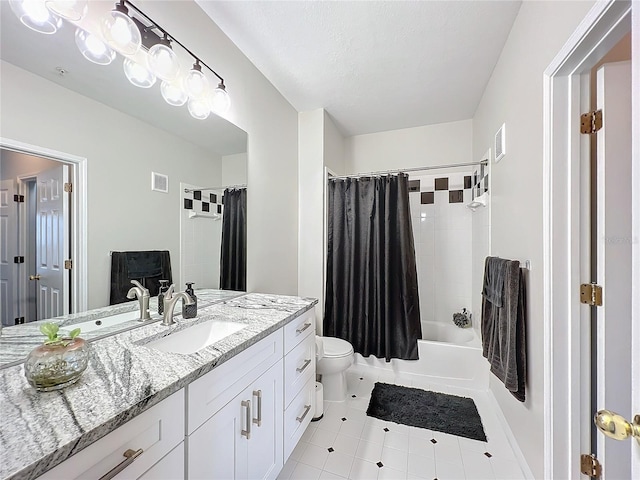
284,332 -> 316,407
39,389 -> 184,480
283,308 -> 315,354
284,378 -> 315,461
187,328 -> 283,434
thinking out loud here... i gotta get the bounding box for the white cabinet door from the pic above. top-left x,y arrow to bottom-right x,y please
139,443 -> 184,480
247,360 -> 283,480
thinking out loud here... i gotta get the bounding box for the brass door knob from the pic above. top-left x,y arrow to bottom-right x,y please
29,274 -> 41,281
594,410 -> 640,444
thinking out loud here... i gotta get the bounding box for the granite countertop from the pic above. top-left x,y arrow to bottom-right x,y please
0,289 -> 245,368
0,291 -> 317,480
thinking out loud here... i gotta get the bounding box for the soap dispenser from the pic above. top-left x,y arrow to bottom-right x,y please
158,280 -> 170,315
182,282 -> 197,319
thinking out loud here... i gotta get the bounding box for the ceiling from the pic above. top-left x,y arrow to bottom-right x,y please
0,1 -> 247,157
197,0 -> 522,136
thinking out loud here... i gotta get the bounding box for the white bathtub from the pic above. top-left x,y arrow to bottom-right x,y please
354,321 -> 489,389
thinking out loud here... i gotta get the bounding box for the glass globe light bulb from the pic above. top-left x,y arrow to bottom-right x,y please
123,58 -> 156,88
161,80 -> 188,107
9,0 -> 62,34
148,40 -> 180,82
184,63 -> 209,98
75,28 -> 116,65
188,97 -> 210,120
208,83 -> 231,114
101,3 -> 141,56
45,0 -> 88,21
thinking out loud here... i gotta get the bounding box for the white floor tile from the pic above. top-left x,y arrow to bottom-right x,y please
461,450 -> 495,480
355,439 -> 384,463
323,451 -> 354,478
333,433 -> 360,457
407,436 -> 435,458
348,397 -> 371,412
378,466 -> 408,480
291,440 -> 309,461
349,458 -> 381,480
458,436 -> 490,454
327,401 -> 350,418
490,458 -> 525,480
433,441 -> 463,464
300,444 -> 331,470
320,470 -> 348,480
360,423 -> 387,445
381,446 -> 409,472
310,428 -> 339,449
340,419 -> 366,438
346,407 -> 369,423
384,431 -> 409,451
302,424 -> 317,443
436,459 -> 466,479
386,422 -> 410,435
408,426 -> 433,440
317,415 -> 344,433
407,453 -> 436,479
278,458 -> 297,480
291,462 -> 322,480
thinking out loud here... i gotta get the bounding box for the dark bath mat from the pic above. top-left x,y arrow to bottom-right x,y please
366,382 -> 487,442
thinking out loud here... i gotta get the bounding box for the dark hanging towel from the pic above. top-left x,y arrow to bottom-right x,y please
481,256 -> 527,402
220,187 -> 247,291
324,173 -> 422,361
109,250 -> 172,305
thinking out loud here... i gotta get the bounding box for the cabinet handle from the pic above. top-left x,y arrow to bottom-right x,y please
296,359 -> 312,373
296,404 -> 312,423
252,390 -> 262,427
99,448 -> 143,480
296,322 -> 312,334
241,399 -> 251,439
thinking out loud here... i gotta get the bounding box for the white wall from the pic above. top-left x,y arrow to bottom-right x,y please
344,119 -> 472,174
1,61 -> 222,309
222,153 -> 248,187
471,1 -> 595,477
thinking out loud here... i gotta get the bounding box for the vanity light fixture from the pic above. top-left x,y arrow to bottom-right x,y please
209,83 -> 231,114
101,0 -> 142,56
161,80 -> 188,107
123,57 -> 156,88
147,34 -> 180,82
184,61 -> 209,99
45,0 -> 88,21
187,96 -> 210,120
74,28 -> 116,65
9,0 -> 62,34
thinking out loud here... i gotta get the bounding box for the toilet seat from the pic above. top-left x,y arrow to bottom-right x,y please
322,337 -> 354,358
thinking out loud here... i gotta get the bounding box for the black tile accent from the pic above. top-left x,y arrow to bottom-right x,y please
408,179 -> 420,192
201,202 -> 210,212
341,417 -> 347,422
359,377 -> 363,380
434,177 -> 449,191
376,462 -> 384,468
184,198 -> 193,210
484,452 -> 493,458
421,192 -> 434,204
217,205 -> 222,214
464,176 -> 472,189
449,190 -> 464,203
430,438 -> 438,444
383,427 -> 389,432
193,190 -> 201,200
210,193 -> 217,203
352,394 -> 356,398
328,447 -> 334,453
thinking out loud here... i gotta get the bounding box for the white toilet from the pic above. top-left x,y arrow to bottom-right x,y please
316,336 -> 354,401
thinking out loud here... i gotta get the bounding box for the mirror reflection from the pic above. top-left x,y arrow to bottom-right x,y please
0,1 -> 248,328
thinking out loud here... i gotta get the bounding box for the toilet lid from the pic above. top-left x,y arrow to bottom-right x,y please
322,337 -> 353,357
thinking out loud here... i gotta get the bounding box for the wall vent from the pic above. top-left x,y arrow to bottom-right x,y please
151,172 -> 169,193
494,123 -> 506,163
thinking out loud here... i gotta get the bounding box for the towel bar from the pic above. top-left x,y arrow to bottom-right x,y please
521,260 -> 531,270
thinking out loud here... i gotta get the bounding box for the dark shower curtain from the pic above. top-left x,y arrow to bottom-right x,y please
323,173 -> 422,361
220,188 -> 247,291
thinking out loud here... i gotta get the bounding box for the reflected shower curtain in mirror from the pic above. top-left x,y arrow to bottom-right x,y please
324,173 -> 422,361
220,188 -> 247,291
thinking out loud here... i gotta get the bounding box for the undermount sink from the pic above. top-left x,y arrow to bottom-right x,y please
146,319 -> 246,354
62,310 -> 142,334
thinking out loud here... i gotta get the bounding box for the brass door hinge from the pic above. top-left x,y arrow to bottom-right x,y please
580,453 -> 602,478
64,183 -> 72,193
580,283 -> 603,306
580,110 -> 603,134
64,259 -> 72,270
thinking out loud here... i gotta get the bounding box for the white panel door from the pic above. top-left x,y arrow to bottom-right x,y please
595,60 -> 634,479
0,179 -> 19,326
35,165 -> 69,320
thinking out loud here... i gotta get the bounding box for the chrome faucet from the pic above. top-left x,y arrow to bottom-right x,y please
126,280 -> 151,321
162,285 -> 194,326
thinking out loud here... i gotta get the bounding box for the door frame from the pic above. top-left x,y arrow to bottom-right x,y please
0,137 -> 88,314
543,0 -> 637,478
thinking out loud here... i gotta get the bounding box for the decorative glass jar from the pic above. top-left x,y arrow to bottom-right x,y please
24,338 -> 89,392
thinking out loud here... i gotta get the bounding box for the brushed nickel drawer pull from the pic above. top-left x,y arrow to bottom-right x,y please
296,404 -> 312,423
99,448 -> 143,480
253,390 -> 262,427
296,359 -> 312,373
241,399 -> 251,439
296,322 -> 312,334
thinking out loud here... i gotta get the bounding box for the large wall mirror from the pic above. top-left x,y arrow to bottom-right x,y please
0,1 -> 248,327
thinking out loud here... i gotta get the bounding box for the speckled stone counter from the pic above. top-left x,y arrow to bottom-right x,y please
0,292 -> 317,480
0,289 -> 244,368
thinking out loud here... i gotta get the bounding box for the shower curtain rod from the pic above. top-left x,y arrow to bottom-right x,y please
184,184 -> 246,193
331,160 -> 488,180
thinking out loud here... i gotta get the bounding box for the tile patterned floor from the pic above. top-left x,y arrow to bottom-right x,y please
279,367 -> 526,480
